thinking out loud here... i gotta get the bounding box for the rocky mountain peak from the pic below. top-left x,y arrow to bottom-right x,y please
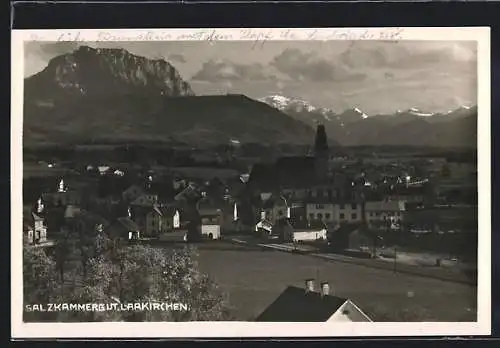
26,45 -> 195,101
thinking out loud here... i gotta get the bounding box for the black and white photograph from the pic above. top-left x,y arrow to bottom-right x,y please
11,28 -> 491,338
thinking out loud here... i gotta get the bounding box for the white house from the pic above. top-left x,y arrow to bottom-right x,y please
335,202 -> 363,224
365,200 -> 405,229
291,229 -> 327,242
306,203 -> 336,223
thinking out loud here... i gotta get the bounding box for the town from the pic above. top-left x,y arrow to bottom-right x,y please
23,124 -> 478,321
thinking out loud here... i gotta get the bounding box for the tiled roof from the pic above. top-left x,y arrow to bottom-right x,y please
255,286 -> 347,322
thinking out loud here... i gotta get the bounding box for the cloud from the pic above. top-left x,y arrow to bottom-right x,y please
191,59 -> 275,82
168,53 -> 187,63
338,42 -> 477,70
270,48 -> 366,82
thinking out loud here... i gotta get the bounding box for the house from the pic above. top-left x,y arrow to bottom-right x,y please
23,211 -> 48,245
365,199 -> 405,229
97,165 -> 111,175
197,199 -> 223,240
305,201 -> 336,224
335,202 -> 363,224
174,182 -> 202,202
66,210 -> 109,236
42,179 -> 84,207
255,219 -> 274,236
131,192 -> 159,207
255,279 -> 372,322
145,204 -> 181,237
108,217 -> 141,241
258,193 -> 290,226
278,218 -> 327,243
327,223 -> 375,255
122,184 -> 146,203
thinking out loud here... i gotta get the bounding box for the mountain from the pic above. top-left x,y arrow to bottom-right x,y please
258,95 -> 367,144
342,106 -> 477,147
24,94 -> 318,147
25,46 -> 195,104
23,48 -> 319,146
260,95 -> 477,148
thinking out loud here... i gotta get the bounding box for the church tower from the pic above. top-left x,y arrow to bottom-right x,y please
314,124 -> 329,181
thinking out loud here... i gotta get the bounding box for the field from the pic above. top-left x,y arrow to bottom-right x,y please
184,241 -> 477,322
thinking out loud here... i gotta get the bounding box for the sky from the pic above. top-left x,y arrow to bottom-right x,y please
24,40 -> 477,115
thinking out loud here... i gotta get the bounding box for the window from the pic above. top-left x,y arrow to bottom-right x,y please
316,204 -> 324,209
317,213 -> 323,220
351,204 -> 357,210
339,204 -> 345,210
340,213 -> 345,220
370,212 -> 374,217
351,213 -> 357,220
278,210 -> 284,216
325,213 -> 331,220
309,213 -> 314,219
317,190 -> 323,197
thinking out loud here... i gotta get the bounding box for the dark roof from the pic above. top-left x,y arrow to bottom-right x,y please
32,212 -> 43,221
262,194 -> 287,209
255,286 -> 347,322
289,218 -> 326,231
76,210 -> 109,227
197,198 -> 223,216
249,156 -> 333,191
159,205 -> 178,217
116,217 -> 140,232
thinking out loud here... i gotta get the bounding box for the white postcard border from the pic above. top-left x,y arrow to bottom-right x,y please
11,27 -> 491,338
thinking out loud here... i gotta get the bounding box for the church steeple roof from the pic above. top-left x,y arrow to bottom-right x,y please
314,124 -> 328,155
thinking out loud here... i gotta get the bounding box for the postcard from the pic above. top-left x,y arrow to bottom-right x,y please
11,27 -> 491,338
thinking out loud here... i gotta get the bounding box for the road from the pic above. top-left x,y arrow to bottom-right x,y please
193,240 -> 477,322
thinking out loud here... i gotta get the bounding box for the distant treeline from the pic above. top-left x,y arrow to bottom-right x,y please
24,142 -> 313,164
346,145 -> 477,163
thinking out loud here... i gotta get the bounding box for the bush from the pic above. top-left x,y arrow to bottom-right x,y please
23,231 -> 234,322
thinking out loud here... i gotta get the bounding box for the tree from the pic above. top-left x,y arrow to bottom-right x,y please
24,236 -> 233,322
23,244 -> 62,322
108,245 -> 233,321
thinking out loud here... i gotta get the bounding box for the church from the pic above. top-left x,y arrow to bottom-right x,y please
247,124 -> 357,203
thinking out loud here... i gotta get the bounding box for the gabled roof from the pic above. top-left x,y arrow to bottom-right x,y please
32,212 -> 43,221
131,194 -> 157,207
75,210 -> 109,228
116,217 -> 140,232
197,198 -> 223,216
255,286 -> 347,322
289,218 -> 326,231
150,204 -> 178,217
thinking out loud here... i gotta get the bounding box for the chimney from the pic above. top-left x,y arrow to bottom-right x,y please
320,282 -> 330,297
305,279 -> 315,293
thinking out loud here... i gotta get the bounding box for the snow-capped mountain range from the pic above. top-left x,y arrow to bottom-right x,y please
258,94 -> 477,148
260,94 -> 472,120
